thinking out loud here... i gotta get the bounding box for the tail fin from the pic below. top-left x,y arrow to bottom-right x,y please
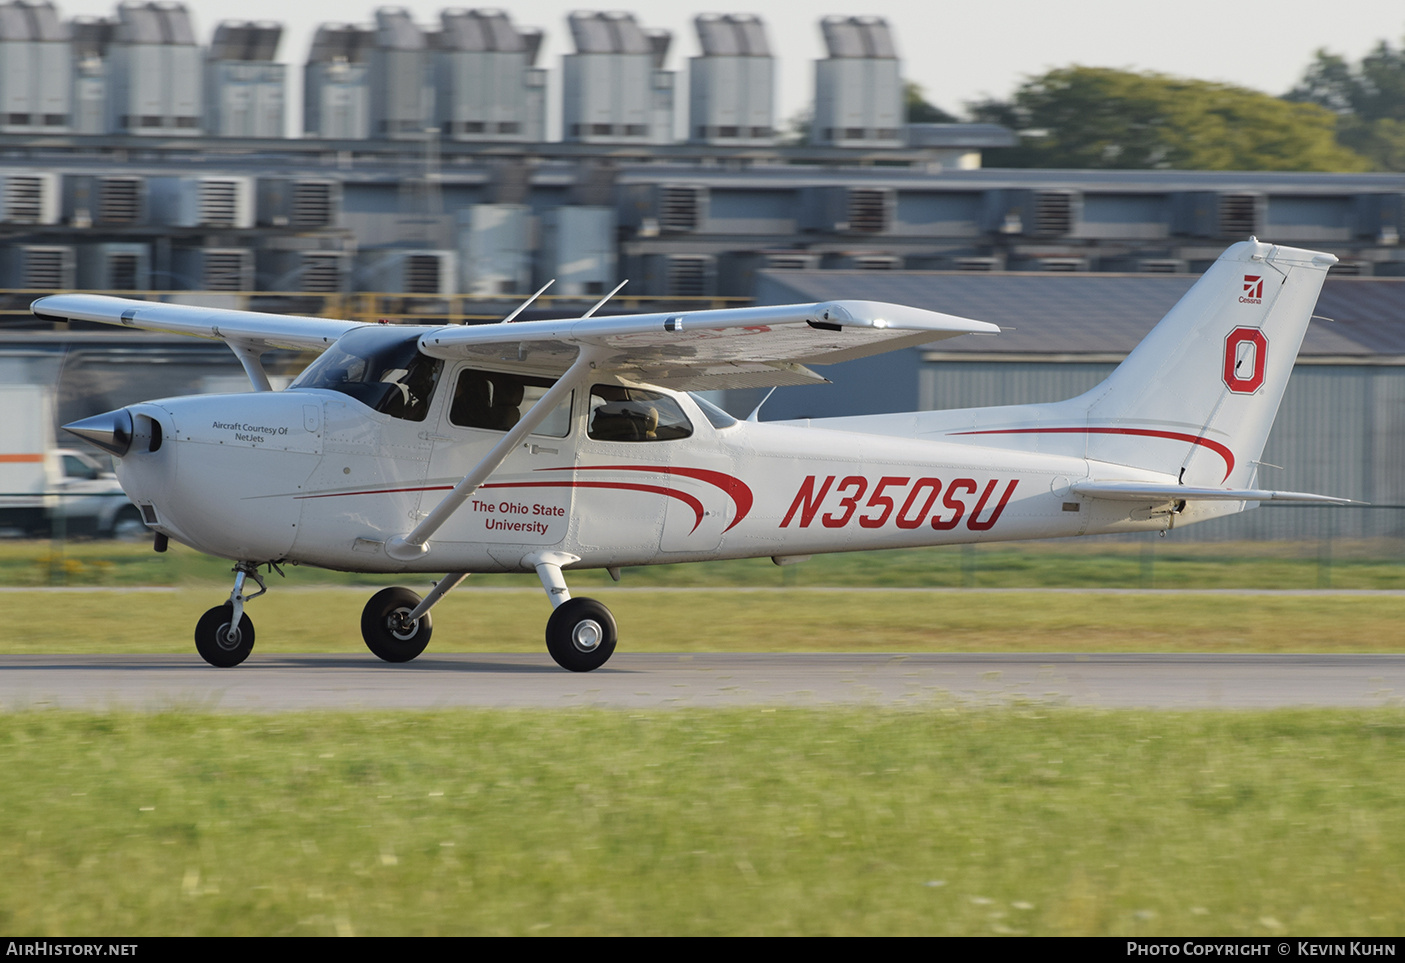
1076,239 -> 1334,485
911,240 -> 1336,487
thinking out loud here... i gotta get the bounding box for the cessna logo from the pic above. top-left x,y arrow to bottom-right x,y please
1240,275 -> 1263,304
1223,327 -> 1268,393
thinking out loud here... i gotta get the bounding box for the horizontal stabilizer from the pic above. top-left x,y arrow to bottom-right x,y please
1072,482 -> 1358,505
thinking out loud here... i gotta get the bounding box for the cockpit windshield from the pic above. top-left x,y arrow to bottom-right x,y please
288,326 -> 443,422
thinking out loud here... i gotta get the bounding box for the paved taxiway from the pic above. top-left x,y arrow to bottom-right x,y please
0,653 -> 1400,711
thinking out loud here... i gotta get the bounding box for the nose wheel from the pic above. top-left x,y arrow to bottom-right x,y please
194,603 -> 255,667
193,561 -> 269,667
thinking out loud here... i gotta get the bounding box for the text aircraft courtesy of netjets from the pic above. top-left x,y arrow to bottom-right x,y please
40,239 -> 1352,671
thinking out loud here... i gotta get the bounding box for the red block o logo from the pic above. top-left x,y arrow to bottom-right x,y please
1223,327 -> 1268,393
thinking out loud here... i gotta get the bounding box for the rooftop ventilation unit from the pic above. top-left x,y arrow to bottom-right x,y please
359,249 -> 457,295
1174,191 -> 1264,239
562,11 -> 674,144
77,243 -> 150,291
98,176 -> 144,225
298,252 -> 347,293
802,186 -> 893,234
64,175 -> 147,227
434,9 -> 545,143
764,252 -> 819,271
5,244 -> 74,289
1034,191 -> 1077,236
257,177 -> 340,228
1136,258 -> 1186,274
688,14 -> 773,145
658,185 -> 705,233
1,172 -> 57,224
538,207 -> 615,298
0,0 -> 72,133
303,24 -> 373,139
811,16 -> 902,147
151,176 -> 254,229
1033,257 -> 1088,272
664,254 -> 714,297
1218,193 -> 1260,237
173,248 -> 254,291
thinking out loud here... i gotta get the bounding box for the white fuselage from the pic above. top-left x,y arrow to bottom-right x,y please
115,375 -> 1202,575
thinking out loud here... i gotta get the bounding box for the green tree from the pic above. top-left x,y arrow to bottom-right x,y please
969,66 -> 1370,171
905,82 -> 957,123
1286,39 -> 1405,170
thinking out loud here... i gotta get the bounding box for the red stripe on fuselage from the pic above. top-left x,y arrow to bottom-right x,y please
949,427 -> 1235,482
535,465 -> 753,531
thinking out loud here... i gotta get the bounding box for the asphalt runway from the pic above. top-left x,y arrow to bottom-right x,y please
0,653 -> 1401,711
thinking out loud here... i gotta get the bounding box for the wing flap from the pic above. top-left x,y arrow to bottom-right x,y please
31,294 -> 362,351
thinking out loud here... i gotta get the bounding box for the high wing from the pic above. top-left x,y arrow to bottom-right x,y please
30,294 -> 363,350
31,294 -> 998,391
416,300 -> 1000,389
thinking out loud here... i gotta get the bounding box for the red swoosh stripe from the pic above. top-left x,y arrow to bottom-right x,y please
950,427 -> 1235,482
537,465 -> 754,531
486,480 -> 707,532
292,466 -> 749,536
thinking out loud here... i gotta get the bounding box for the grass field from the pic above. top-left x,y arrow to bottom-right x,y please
3,539 -> 1402,936
0,708 -> 1400,936
3,587 -> 1404,655
7,536 -> 1405,590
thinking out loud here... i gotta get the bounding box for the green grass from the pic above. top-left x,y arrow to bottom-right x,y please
0,708 -> 1400,936
7,537 -> 1405,590
3,587 -> 1404,655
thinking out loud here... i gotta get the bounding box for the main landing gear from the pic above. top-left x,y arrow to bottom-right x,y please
356,554 -> 618,671
194,555 -> 618,672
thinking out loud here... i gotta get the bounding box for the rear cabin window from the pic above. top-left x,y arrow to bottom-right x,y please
587,386 -> 693,442
448,369 -> 572,438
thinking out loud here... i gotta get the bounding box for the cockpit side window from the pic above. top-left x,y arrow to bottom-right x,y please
448,369 -> 572,437
588,385 -> 693,442
289,327 -> 442,422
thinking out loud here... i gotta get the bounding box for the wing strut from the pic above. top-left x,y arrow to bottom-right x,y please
385,348 -> 600,561
226,341 -> 273,392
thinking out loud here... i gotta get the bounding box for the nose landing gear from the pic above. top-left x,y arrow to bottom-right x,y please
194,561 -> 270,667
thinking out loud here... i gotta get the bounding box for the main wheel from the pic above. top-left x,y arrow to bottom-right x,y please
545,597 -> 617,672
361,587 -> 433,663
194,603 -> 255,668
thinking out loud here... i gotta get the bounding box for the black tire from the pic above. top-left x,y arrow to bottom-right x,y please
361,587 -> 433,663
545,597 -> 617,672
194,603 -> 255,668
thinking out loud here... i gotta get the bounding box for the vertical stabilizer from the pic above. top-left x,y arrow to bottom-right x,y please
1076,239 -> 1334,485
889,240 -> 1338,487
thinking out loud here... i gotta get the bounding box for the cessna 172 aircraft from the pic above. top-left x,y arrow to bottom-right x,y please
42,239 -> 1350,671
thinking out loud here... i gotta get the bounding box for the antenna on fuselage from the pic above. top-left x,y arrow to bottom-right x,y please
746,387 -> 778,422
580,280 -> 629,319
499,280 -> 554,324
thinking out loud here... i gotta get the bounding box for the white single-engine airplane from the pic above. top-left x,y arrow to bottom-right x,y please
40,239 -> 1350,671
